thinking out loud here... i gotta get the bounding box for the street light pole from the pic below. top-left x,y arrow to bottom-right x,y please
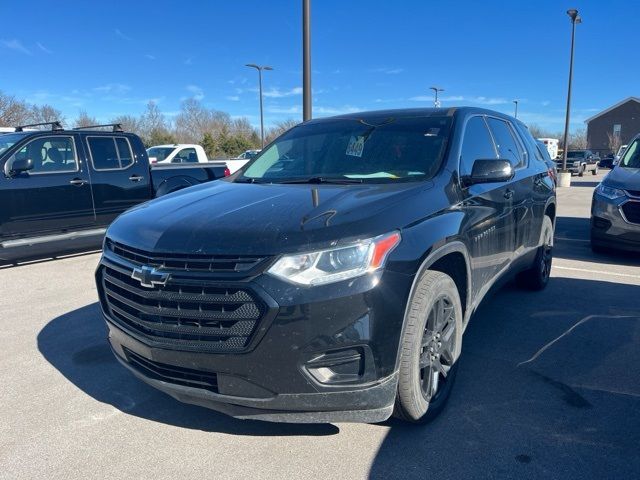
429,86 -> 444,108
561,9 -> 581,176
303,0 -> 312,121
513,100 -> 519,118
245,63 -> 273,148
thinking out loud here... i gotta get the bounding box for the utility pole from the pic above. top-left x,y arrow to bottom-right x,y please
303,0 -> 312,121
245,63 -> 273,148
560,8 -> 582,182
429,86 -> 444,108
513,100 -> 519,119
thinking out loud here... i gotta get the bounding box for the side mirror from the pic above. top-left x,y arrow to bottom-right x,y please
462,159 -> 514,186
5,156 -> 34,176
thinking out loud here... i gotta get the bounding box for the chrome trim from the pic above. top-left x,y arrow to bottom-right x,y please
618,199 -> 640,226
0,228 -> 106,248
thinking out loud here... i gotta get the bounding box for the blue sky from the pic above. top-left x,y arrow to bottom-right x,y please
0,0 -> 636,132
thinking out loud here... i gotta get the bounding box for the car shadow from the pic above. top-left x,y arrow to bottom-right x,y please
569,181 -> 600,188
554,216 -> 640,266
37,303 -> 338,437
0,249 -> 101,269
369,277 -> 640,479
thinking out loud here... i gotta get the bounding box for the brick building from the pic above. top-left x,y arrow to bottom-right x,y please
585,97 -> 640,156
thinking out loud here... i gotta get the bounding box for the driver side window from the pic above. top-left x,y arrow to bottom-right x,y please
14,136 -> 78,174
460,116 -> 497,176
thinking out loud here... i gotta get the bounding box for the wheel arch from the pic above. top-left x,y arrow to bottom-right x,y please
393,241 -> 472,371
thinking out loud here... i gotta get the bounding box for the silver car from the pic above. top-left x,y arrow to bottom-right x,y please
591,134 -> 640,253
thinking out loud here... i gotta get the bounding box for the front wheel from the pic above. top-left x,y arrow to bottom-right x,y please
516,215 -> 554,291
578,165 -> 585,177
592,166 -> 599,175
394,270 -> 463,424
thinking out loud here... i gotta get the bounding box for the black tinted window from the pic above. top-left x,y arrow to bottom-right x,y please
460,116 -> 497,176
486,118 -> 523,168
89,136 -> 133,170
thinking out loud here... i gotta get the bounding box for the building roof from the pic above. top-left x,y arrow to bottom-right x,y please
584,97 -> 640,124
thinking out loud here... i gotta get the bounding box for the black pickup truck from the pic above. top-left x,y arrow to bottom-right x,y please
0,123 -> 228,264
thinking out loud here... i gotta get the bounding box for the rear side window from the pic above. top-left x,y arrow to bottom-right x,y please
88,136 -> 134,170
486,118 -> 525,168
459,116 -> 497,176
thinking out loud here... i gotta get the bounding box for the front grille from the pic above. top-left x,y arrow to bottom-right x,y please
626,189 -> 640,198
99,242 -> 275,353
124,348 -> 218,392
106,239 -> 268,274
621,201 -> 640,224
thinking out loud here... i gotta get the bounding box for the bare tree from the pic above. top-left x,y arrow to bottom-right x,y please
266,119 -> 299,143
0,91 -> 33,126
606,131 -> 622,155
110,114 -> 143,134
31,104 -> 63,124
568,128 -> 588,150
74,110 -> 98,128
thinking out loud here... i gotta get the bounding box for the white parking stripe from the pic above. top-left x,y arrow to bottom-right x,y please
553,265 -> 640,279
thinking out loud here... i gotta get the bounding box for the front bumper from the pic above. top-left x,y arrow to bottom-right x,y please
97,250 -> 412,423
591,193 -> 640,252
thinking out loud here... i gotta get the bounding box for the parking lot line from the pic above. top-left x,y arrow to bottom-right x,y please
553,264 -> 640,279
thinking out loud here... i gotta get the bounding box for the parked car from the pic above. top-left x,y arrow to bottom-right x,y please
96,108 -> 556,424
224,149 -> 262,174
146,144 -> 209,164
591,134 -> 640,253
537,137 -> 559,160
536,140 -> 558,185
616,144 -> 628,163
0,123 -> 229,264
557,149 -> 600,176
599,153 -> 616,169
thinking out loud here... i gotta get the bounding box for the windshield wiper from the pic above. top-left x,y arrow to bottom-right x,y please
278,176 -> 364,184
235,177 -> 263,183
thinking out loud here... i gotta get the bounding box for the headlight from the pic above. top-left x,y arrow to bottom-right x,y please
595,184 -> 626,200
573,161 -> 581,166
268,232 -> 401,286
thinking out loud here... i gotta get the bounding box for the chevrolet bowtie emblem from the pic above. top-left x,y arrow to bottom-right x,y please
131,265 -> 170,288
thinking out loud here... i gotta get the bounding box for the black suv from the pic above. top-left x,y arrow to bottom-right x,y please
96,108 -> 556,424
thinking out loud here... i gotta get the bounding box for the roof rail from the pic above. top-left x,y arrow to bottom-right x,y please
74,123 -> 123,132
15,121 -> 64,132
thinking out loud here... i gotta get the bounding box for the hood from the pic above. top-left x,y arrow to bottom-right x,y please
107,180 -> 434,255
603,167 -> 640,192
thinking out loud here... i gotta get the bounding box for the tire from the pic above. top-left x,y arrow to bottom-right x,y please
394,270 -> 463,424
592,166 -> 599,175
578,165 -> 585,177
516,216 -> 554,291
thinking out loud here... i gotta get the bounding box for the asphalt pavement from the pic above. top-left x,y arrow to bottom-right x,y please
1,171 -> 639,480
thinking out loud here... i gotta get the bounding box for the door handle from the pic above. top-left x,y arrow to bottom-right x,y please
503,189 -> 514,200
69,178 -> 87,186
129,174 -> 144,182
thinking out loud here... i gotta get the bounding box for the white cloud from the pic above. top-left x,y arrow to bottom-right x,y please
409,95 -> 464,102
186,85 -> 204,100
262,87 -> 303,98
226,95 -> 240,101
145,54 -> 156,60
1,39 -> 31,55
184,57 -> 194,66
36,42 -> 52,54
371,67 -> 404,75
469,96 -> 509,105
542,100 -> 551,107
93,83 -> 132,94
267,106 -> 301,114
409,94 -> 505,105
115,29 -> 132,41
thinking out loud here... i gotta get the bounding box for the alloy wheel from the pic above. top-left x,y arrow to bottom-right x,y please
419,296 -> 457,401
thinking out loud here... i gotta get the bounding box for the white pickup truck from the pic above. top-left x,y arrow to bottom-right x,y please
146,144 -> 256,174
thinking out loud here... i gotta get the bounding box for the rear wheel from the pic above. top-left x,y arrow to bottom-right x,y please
592,166 -> 599,175
516,216 -> 553,291
394,270 -> 462,424
578,165 -> 585,177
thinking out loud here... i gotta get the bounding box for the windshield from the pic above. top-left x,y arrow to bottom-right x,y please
146,147 -> 176,161
567,151 -> 585,158
619,139 -> 640,168
240,116 -> 452,183
0,133 -> 28,156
